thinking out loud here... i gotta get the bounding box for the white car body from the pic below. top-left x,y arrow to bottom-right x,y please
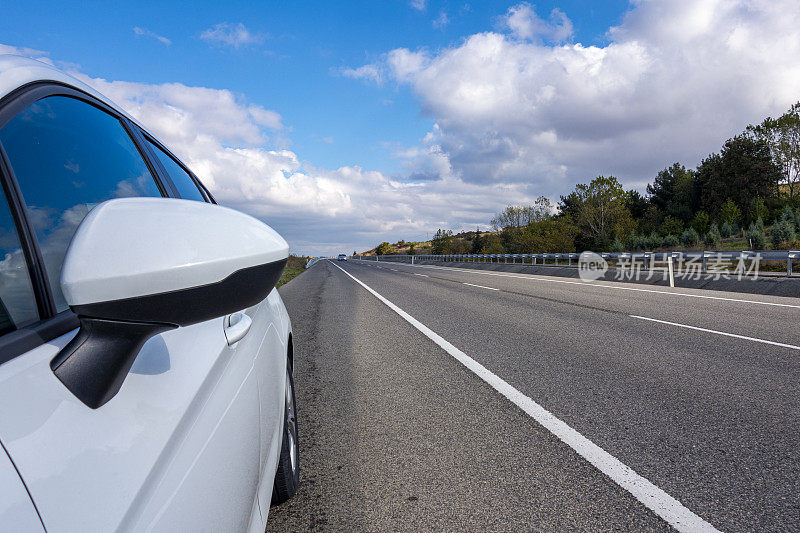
0,55 -> 295,531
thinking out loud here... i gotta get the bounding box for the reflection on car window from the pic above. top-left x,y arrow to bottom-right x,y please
0,193 -> 38,334
0,96 -> 161,313
145,138 -> 206,202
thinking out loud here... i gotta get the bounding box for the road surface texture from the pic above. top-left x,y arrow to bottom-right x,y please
267,259 -> 799,532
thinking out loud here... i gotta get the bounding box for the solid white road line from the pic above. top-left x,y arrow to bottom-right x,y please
630,315 -> 800,351
357,260 -> 800,310
463,282 -> 499,291
330,261 -> 719,533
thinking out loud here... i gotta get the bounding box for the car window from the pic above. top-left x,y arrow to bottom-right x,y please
0,96 -> 162,313
0,192 -> 38,334
145,138 -> 206,202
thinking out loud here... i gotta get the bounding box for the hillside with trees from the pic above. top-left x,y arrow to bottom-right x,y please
364,102 -> 800,256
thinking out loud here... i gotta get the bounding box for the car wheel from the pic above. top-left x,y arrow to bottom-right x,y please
271,362 -> 299,505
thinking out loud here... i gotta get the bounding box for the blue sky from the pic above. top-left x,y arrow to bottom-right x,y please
1,1 -> 798,254
0,0 -> 628,175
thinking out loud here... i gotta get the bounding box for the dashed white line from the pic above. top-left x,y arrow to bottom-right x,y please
631,315 -> 800,350
463,282 -> 499,291
414,273 -> 429,277
330,260 -> 719,533
356,260 -> 800,310
390,268 -> 398,272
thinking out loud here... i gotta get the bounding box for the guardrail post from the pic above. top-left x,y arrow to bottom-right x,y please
701,252 -> 707,273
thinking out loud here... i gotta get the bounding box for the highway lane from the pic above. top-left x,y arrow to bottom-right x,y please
267,259 -> 799,532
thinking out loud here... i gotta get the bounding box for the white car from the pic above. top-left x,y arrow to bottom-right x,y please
0,55 -> 299,532
337,254 -> 347,261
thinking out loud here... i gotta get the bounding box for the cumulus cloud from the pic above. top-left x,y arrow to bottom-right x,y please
347,0 -> 800,198
200,23 -> 266,48
502,3 -> 573,43
133,27 -> 171,46
59,73 -> 524,255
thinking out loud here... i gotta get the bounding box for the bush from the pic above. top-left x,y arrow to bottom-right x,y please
704,223 -> 722,248
747,219 -> 767,249
720,221 -> 733,238
609,238 -> 624,253
625,232 -> 641,251
681,228 -> 700,247
662,234 -> 680,247
771,218 -> 796,249
780,206 -> 798,232
646,232 -> 662,250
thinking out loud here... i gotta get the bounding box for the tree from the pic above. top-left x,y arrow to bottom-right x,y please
375,242 -> 392,255
646,163 -> 697,223
491,197 -> 552,230
695,136 -> 782,215
561,175 -> 634,250
746,101 -> 800,197
719,198 -> 741,225
430,229 -> 453,254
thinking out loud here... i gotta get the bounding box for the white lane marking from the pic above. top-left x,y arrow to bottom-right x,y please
414,273 -> 429,277
330,261 -> 719,533
463,282 -> 499,291
390,268 -> 398,272
358,260 -> 800,310
631,315 -> 800,351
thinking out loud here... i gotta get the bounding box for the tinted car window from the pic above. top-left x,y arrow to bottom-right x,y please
0,193 -> 38,334
0,96 -> 162,312
146,139 -> 206,202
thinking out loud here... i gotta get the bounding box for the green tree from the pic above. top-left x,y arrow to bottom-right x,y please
560,175 -> 633,250
704,223 -> 722,248
658,215 -> 684,237
719,198 -> 741,225
692,211 -> 710,236
695,136 -> 782,215
430,229 -> 453,254
748,197 -> 769,225
746,102 -> 800,197
375,242 -> 392,255
646,163 -> 697,223
481,234 -> 504,253
491,197 -> 552,230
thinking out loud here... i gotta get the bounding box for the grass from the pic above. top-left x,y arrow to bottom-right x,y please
277,255 -> 310,288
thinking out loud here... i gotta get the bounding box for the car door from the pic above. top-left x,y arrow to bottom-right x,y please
139,129 -> 288,516
0,90 -> 264,532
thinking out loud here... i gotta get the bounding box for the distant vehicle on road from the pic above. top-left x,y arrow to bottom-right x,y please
338,254 -> 348,261
0,56 -> 298,532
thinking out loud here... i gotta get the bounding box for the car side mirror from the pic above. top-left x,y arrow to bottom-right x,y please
50,198 -> 289,408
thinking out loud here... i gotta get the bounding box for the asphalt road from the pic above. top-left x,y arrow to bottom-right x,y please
267,259 -> 800,532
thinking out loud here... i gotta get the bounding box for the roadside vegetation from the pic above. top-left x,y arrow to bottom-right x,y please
364,102 -> 800,256
277,255 -> 310,288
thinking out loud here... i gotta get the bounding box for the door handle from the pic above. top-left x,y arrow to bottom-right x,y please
224,312 -> 252,346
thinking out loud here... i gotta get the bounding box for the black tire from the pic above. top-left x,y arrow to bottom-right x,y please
271,363 -> 299,505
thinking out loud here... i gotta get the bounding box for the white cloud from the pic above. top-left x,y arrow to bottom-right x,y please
410,0 -> 427,12
433,11 -> 450,29
133,27 -> 172,46
340,63 -> 383,84
58,72 -> 524,255
502,3 -> 573,43
200,23 -> 266,48
347,0 -> 800,198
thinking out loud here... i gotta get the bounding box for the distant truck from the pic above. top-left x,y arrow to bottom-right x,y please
337,254 -> 348,261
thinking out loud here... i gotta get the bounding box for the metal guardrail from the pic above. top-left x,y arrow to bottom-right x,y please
353,250 -> 800,276
306,257 -> 326,268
